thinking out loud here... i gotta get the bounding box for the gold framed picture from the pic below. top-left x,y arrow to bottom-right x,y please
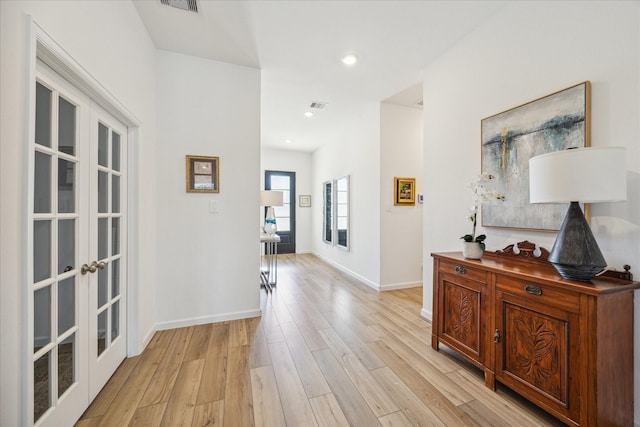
299,195 -> 311,207
394,177 -> 415,206
186,155 -> 219,193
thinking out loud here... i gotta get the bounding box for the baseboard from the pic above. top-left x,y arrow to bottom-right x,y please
140,325 -> 156,351
379,281 -> 422,291
420,307 -> 432,322
312,252 -> 380,290
155,308 -> 263,331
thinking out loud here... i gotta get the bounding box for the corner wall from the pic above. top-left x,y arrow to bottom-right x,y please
311,102 -> 381,286
155,50 -> 261,328
380,103 -> 423,289
421,1 -> 640,422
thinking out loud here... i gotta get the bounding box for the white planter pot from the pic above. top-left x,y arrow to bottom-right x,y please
463,242 -> 483,259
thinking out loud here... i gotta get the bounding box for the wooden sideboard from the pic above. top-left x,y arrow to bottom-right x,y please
431,246 -> 640,427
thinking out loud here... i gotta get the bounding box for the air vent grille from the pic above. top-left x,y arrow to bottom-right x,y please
310,102 -> 327,109
160,0 -> 198,13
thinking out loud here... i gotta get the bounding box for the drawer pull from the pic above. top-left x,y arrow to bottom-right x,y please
455,265 -> 466,275
524,284 -> 542,296
494,329 -> 500,344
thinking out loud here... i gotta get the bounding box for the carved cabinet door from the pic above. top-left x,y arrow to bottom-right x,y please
438,273 -> 487,368
495,288 -> 581,423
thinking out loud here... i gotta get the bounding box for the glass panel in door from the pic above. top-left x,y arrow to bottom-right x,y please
32,80 -> 82,424
88,109 -> 126,400
94,123 -> 123,357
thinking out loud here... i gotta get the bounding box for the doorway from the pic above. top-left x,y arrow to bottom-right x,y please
30,61 -> 128,426
265,170 -> 296,254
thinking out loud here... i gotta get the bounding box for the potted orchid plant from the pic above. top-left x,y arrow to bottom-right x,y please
460,173 -> 505,259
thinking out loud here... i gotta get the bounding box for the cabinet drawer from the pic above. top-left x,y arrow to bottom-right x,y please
439,260 -> 487,284
496,275 -> 580,312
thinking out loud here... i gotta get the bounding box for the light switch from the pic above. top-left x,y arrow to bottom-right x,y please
209,200 -> 220,213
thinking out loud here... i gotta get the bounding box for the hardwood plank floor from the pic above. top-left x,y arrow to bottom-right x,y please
77,254 -> 563,427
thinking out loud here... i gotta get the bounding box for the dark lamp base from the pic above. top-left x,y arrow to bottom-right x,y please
550,262 -> 605,282
548,202 -> 607,282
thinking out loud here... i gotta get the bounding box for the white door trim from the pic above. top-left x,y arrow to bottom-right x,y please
25,16 -> 144,425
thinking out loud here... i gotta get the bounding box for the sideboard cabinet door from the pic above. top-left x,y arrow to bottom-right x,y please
433,260 -> 488,370
495,286 -> 581,424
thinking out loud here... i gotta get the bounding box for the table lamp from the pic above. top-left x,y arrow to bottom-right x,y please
529,147 -> 626,281
260,190 -> 283,235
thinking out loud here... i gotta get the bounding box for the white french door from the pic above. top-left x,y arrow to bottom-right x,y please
30,62 -> 127,426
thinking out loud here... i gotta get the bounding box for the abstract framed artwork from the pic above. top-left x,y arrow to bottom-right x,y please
394,177 -> 416,206
186,155 -> 219,193
481,81 -> 590,231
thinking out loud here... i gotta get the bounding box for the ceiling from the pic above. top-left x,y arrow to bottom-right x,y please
133,0 -> 505,152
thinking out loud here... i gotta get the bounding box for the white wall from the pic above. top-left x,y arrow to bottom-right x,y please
155,50 -> 261,328
380,103 -> 423,289
312,103 -> 381,286
0,1 -> 157,425
421,1 -> 640,422
261,148 -> 313,253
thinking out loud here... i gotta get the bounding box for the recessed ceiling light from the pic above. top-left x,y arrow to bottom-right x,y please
341,53 -> 358,66
304,112 -> 313,118
285,139 -> 292,144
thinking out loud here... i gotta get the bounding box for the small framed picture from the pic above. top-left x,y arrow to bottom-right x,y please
394,177 -> 416,206
299,195 -> 311,207
186,155 -> 219,193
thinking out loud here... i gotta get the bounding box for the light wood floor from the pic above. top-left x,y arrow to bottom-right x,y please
76,253 -> 562,427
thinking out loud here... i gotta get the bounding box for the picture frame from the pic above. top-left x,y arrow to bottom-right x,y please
394,177 -> 416,206
299,195 -> 311,207
186,155 -> 219,193
481,81 -> 590,231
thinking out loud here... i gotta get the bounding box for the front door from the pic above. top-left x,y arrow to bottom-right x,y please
265,170 -> 296,254
31,62 -> 127,426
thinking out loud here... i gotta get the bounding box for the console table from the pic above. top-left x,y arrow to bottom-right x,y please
260,233 -> 280,292
432,242 -> 639,426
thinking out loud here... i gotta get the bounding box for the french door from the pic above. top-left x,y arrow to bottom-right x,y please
265,170 -> 296,254
30,62 -> 127,426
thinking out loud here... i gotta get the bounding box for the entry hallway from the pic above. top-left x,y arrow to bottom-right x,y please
76,254 -> 561,426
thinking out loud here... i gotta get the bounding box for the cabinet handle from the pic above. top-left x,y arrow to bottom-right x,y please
524,284 -> 542,296
455,265 -> 466,275
494,329 -> 500,344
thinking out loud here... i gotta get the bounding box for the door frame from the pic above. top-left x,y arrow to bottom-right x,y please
25,18 -> 142,425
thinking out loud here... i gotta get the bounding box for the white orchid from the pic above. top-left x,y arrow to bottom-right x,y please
461,173 -> 505,249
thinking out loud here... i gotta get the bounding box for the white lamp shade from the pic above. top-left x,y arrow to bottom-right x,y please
529,147 -> 627,203
260,190 -> 284,207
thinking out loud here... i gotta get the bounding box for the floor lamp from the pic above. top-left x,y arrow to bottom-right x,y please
529,147 -> 627,281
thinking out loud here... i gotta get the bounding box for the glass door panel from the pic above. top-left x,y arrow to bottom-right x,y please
88,111 -> 126,399
35,82 -> 52,148
32,74 -> 83,425
34,152 -> 51,213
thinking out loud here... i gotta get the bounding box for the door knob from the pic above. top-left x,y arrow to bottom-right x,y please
81,261 -> 106,275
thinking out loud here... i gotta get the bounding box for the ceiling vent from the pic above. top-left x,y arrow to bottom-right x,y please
160,0 -> 198,13
310,102 -> 327,110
